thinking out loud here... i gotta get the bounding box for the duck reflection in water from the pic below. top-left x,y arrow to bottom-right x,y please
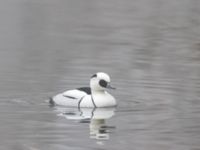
55,107 -> 116,140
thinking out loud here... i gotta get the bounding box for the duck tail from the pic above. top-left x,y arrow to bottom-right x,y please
49,97 -> 55,106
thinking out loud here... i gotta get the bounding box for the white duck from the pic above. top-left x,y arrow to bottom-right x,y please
50,72 -> 117,108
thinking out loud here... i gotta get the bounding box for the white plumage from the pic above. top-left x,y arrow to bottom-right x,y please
50,72 -> 117,108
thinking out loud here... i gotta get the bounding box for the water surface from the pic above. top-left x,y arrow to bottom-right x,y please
0,0 -> 200,149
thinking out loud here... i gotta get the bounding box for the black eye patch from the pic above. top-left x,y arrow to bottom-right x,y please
99,80 -> 107,88
91,74 -> 97,78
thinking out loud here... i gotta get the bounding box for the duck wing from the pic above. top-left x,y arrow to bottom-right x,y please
77,87 -> 91,94
62,87 -> 91,99
50,87 -> 91,106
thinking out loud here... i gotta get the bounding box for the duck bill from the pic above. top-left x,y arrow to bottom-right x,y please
106,84 -> 116,90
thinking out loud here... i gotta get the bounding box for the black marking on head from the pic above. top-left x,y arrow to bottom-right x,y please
91,74 -> 97,78
99,80 -> 108,88
77,87 -> 91,94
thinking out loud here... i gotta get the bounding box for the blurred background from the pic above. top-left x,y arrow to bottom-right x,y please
0,0 -> 200,150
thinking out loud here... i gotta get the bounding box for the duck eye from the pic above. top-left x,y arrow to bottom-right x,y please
99,80 -> 107,88
91,74 -> 97,78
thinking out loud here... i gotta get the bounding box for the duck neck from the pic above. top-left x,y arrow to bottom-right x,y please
91,89 -> 105,95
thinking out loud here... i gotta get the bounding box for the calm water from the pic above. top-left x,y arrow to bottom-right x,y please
1,0 -> 200,149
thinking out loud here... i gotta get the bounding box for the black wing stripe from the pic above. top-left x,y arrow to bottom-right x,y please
63,95 -> 77,99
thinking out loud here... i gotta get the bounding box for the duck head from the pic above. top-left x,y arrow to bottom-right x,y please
90,72 -> 115,92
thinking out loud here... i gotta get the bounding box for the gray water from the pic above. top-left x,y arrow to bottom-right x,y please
1,0 -> 200,149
